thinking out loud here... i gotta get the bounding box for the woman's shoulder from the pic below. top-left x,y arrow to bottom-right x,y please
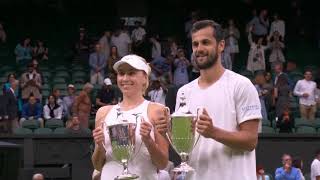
95,105 -> 113,122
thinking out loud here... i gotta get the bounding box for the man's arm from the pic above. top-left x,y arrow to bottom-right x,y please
275,168 -> 286,180
293,81 -> 303,97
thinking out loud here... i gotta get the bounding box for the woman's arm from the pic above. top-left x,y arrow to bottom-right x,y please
142,103 -> 169,169
92,106 -> 112,171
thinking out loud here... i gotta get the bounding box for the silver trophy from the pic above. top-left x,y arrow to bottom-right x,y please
101,108 -> 142,180
167,92 -> 200,173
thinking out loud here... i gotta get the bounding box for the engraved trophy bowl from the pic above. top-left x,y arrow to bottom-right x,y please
102,108 -> 142,180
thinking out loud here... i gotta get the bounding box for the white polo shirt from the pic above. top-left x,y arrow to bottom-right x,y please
175,70 -> 262,180
311,158 -> 320,180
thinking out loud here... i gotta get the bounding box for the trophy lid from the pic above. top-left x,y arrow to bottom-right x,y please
171,111 -> 195,118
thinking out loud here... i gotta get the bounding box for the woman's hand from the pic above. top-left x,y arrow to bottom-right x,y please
140,119 -> 153,143
92,125 -> 105,149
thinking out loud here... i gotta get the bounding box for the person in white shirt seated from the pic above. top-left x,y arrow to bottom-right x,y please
43,95 -> 63,121
293,70 -> 317,120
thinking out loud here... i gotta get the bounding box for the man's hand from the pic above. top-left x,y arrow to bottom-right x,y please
196,108 -> 215,138
154,107 -> 170,135
302,93 -> 309,98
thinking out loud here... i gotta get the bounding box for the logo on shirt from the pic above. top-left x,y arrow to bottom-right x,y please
241,105 -> 260,112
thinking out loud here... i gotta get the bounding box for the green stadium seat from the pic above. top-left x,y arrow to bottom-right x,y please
42,90 -> 51,98
262,119 -> 271,127
295,118 -> 314,127
53,83 -> 67,90
34,128 -> 53,135
42,71 -> 52,78
42,84 -> 51,91
53,127 -> 67,134
45,119 -> 64,129
52,77 -> 66,84
55,71 -> 69,78
72,77 -> 86,84
55,66 -> 68,71
0,77 -> 7,84
13,128 -> 33,135
21,120 -> 40,130
74,83 -> 84,91
72,71 -> 87,78
262,126 -> 275,133
296,126 -> 317,134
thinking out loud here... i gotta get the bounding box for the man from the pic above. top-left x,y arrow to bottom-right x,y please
248,9 -> 269,38
20,63 -> 42,102
148,77 -> 167,105
294,70 -> 317,120
20,95 -> 43,127
95,78 -> 116,108
99,30 -> 111,59
89,43 -> 107,85
311,149 -> 320,180
269,13 -> 285,40
275,154 -> 301,180
3,80 -> 19,133
110,28 -> 132,58
63,84 -> 76,119
32,173 -> 44,180
175,20 -> 261,179
131,21 -> 146,50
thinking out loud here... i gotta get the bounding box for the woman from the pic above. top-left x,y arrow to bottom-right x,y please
33,40 -> 48,61
269,31 -> 285,69
263,72 -> 274,115
14,37 -> 32,66
72,83 -> 93,128
173,49 -> 190,87
92,55 -> 169,180
276,104 -> 294,133
43,95 -> 63,121
107,46 -> 120,76
254,71 -> 268,121
274,75 -> 291,117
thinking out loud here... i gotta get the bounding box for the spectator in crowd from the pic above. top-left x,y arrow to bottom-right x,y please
276,104 -> 294,133
173,49 -> 190,87
96,78 -> 116,108
150,35 -> 161,59
15,37 -> 32,66
20,95 -> 43,127
167,37 -> 178,58
269,31 -> 285,69
43,95 -> 63,121
66,116 -> 88,134
110,27 -> 131,57
269,13 -> 285,41
184,10 -> 199,57
274,74 -> 291,117
63,84 -> 76,119
89,43 -> 107,85
275,153 -> 301,180
263,72 -> 274,115
315,79 -> 320,109
72,83 -> 93,128
74,28 -> 90,63
131,21 -> 146,53
33,40 -> 48,61
273,63 -> 292,89
32,173 -> 44,180
148,78 -> 167,105
221,49 -> 232,70
293,70 -> 317,120
0,23 -> 6,43
254,71 -> 268,121
248,8 -> 269,38
150,54 -> 173,81
20,63 -> 42,103
3,80 -> 19,134
256,165 -> 271,180
224,18 -> 240,64
311,149 -> 320,180
49,88 -> 63,107
107,46 -> 121,76
247,27 -> 267,72
99,30 -> 111,59
293,157 -> 305,180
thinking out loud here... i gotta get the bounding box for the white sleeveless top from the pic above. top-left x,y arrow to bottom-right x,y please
101,100 -> 158,180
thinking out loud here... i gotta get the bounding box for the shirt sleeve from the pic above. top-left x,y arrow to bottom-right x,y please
275,168 -> 286,180
293,80 -> 303,97
43,105 -> 50,120
313,161 -> 320,177
235,79 -> 262,124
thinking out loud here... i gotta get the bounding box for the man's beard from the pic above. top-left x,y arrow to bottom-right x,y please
195,49 -> 218,70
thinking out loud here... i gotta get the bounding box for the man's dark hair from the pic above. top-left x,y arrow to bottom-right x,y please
315,149 -> 320,157
191,20 -> 225,42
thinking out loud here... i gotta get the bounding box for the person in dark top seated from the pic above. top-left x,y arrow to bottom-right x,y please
20,95 -> 43,127
95,78 -> 116,108
66,116 -> 87,134
276,104 -> 294,133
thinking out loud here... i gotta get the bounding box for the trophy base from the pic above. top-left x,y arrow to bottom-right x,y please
115,174 -> 139,180
172,162 -> 194,173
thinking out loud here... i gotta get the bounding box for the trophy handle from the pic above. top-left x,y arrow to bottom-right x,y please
128,114 -> 143,161
192,107 -> 204,150
163,107 -> 173,145
100,121 -> 113,158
